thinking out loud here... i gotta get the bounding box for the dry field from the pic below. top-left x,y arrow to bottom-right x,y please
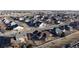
38,31 -> 79,48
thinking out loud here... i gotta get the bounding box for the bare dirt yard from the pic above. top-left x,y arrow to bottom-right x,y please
37,31 -> 79,48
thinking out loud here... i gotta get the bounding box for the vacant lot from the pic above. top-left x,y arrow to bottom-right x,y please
38,31 -> 79,48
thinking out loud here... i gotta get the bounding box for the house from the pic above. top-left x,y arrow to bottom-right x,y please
19,17 -> 25,21
3,19 -> 10,25
69,21 -> 79,29
11,22 -> 17,26
39,23 -> 47,28
6,21 -> 18,30
39,33 -> 47,40
55,27 -> 65,37
63,44 -> 71,48
34,14 -> 41,19
10,16 -> 19,20
2,19 -> 18,30
26,20 -> 42,27
49,27 -> 65,37
54,20 -> 61,24
13,26 -> 24,31
59,25 -> 73,32
26,20 -> 34,27
25,19 -> 30,23
35,21 -> 42,27
55,27 -> 62,36
28,30 -> 47,40
31,30 -> 39,40
64,25 -> 70,30
0,36 -> 12,48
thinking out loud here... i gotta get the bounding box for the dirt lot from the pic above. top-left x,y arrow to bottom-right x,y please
37,31 -> 79,48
